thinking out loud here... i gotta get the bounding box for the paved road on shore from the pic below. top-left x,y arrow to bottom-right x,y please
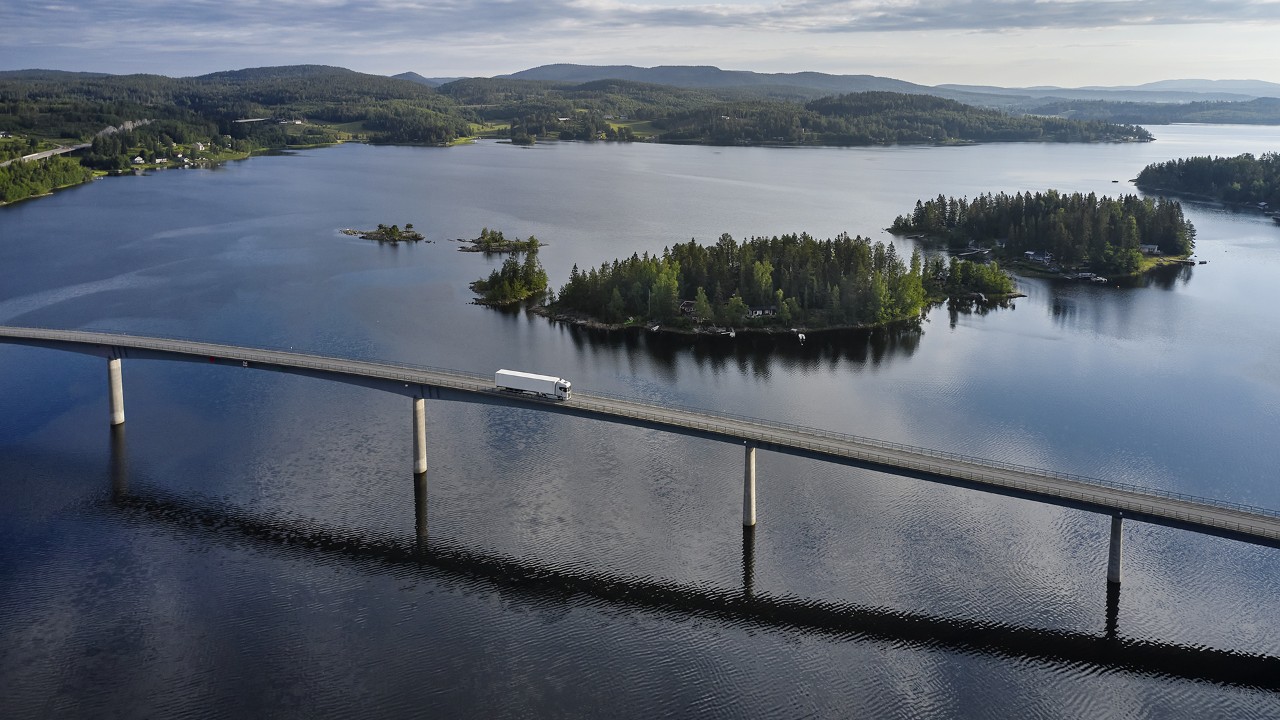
0,143 -> 92,168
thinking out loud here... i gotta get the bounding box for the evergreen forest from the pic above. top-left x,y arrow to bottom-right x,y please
0,66 -> 1156,203
890,191 -> 1196,275
551,232 -> 1016,330
0,155 -> 94,203
1135,153 -> 1280,207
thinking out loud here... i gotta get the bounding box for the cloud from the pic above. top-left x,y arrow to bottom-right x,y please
7,0 -> 1278,48
2,0 -> 1277,78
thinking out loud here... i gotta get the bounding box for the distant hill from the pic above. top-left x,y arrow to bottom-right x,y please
1098,79 -> 1280,96
502,64 -> 1280,107
0,69 -> 113,81
393,71 -> 464,87
501,64 -> 1019,107
1024,96 -> 1280,126
937,84 -> 1258,103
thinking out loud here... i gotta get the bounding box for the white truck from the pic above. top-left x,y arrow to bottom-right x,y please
495,369 -> 572,400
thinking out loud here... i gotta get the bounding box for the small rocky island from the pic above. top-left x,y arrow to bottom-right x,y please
457,227 -> 542,253
342,223 -> 425,243
465,228 -> 549,306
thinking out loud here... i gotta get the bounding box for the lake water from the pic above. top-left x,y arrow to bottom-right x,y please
2,126 -> 1279,717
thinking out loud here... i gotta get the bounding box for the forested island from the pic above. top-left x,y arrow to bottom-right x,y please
890,191 -> 1196,276
0,65 -> 1154,204
458,227 -> 543,253
341,223 -> 423,243
546,232 -> 1015,332
1135,153 -> 1280,208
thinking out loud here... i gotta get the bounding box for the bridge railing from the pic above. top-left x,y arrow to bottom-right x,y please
572,386 -> 1280,526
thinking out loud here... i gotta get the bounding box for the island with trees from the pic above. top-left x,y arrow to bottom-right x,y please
543,232 -> 1016,333
341,223 -> 424,243
1135,152 -> 1280,209
458,227 -> 543,253
890,191 -> 1196,276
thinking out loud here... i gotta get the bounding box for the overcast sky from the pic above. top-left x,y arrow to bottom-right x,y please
3,0 -> 1279,87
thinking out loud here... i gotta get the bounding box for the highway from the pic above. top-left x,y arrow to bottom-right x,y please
3,324 -> 1278,549
0,143 -> 91,168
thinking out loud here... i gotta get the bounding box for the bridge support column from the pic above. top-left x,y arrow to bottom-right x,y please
743,443 -> 756,527
108,357 -> 125,425
1107,514 -> 1123,585
412,397 -> 427,475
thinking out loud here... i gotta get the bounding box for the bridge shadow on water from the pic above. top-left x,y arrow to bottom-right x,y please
106,429 -> 1278,692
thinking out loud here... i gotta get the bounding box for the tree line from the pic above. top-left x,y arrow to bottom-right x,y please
0,155 -> 94,204
2,67 -> 1154,166
891,191 -> 1196,274
650,92 -> 1152,145
551,232 -> 1015,330
1019,97 -> 1280,126
1135,152 -> 1280,207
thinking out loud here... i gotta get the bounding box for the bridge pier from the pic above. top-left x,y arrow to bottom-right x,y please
412,397 -> 427,474
743,442 -> 757,527
1107,514 -> 1124,585
108,357 -> 125,425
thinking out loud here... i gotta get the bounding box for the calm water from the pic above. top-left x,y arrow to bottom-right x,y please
3,126 -> 1280,717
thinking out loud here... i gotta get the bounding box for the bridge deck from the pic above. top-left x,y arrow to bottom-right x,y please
3,325 -> 1278,548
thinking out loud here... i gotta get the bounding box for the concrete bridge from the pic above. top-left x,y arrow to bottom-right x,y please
3,324 -> 1279,594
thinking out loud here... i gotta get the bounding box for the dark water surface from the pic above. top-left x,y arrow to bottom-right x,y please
3,126 -> 1279,717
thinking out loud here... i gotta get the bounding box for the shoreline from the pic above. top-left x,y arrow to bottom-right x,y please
527,295 -> 1021,338
888,231 -> 1194,280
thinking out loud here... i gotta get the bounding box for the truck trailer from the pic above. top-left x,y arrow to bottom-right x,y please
495,369 -> 572,400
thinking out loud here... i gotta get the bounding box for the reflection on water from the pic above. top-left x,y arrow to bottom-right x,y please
6,125 -> 1280,718
109,482 -> 1280,691
414,470 -> 428,557
110,423 -> 128,501
945,296 -> 1017,328
560,320 -> 924,375
1115,263 -> 1195,290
